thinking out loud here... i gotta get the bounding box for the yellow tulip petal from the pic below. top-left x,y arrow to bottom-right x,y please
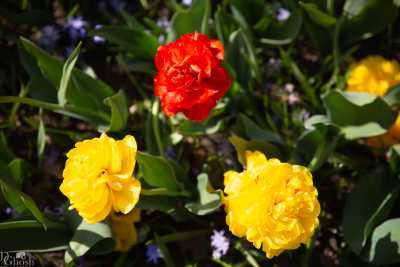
112,178 -> 141,214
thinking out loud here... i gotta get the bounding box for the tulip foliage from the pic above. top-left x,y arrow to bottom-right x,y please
0,0 -> 400,266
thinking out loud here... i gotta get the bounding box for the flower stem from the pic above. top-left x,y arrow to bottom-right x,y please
152,99 -> 165,156
234,241 -> 260,267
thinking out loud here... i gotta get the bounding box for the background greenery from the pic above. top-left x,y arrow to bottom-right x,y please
1,0 -> 400,266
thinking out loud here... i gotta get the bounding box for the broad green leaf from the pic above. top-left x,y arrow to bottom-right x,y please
118,56 -> 156,75
237,114 -> 283,144
260,4 -> 303,45
342,168 -> 399,254
0,220 -> 70,252
94,26 -> 158,59
293,121 -> 340,171
302,13 -> 332,55
229,135 -> 282,166
102,90 -> 128,132
388,144 -> 400,172
299,1 -> 336,27
65,220 -> 115,263
138,195 -> 188,222
322,90 -> 397,139
8,158 -> 29,188
0,179 -> 47,229
185,174 -> 221,215
229,0 -> 265,25
20,37 -> 113,111
18,41 -> 57,102
178,118 -> 223,136
137,152 -> 181,193
383,83 -> 400,106
58,42 -> 81,107
341,0 -> 398,44
169,0 -> 211,40
227,30 -> 260,86
365,218 -> 400,264
0,131 -> 15,162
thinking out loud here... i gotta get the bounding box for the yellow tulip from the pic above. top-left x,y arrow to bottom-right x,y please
223,151 -> 320,258
60,133 -> 141,223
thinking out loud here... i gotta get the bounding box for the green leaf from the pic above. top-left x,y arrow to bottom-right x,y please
215,6 -> 239,44
65,220 -> 115,263
19,37 -> 113,111
342,168 -> 399,254
118,56 -> 156,75
0,131 -> 15,162
229,0 -> 265,25
383,83 -> 400,106
102,90 -> 128,132
185,173 -> 221,215
293,120 -> 340,171
169,0 -> 211,40
8,158 -> 29,188
137,152 -> 181,193
18,41 -> 57,102
94,26 -> 158,59
178,118 -> 223,136
299,1 -> 336,27
0,220 -> 71,252
227,29 -> 260,86
0,179 -> 47,229
341,0 -> 398,44
322,90 -> 397,139
365,218 -> 400,264
237,114 -> 283,144
58,42 -> 81,107
37,115 -> 46,164
388,144 -> 400,172
229,135 -> 282,166
260,4 -> 303,45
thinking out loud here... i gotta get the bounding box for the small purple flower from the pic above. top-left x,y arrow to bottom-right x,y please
287,92 -> 300,105
276,8 -> 291,22
164,147 -> 176,161
65,16 -> 87,41
146,244 -> 162,264
284,83 -> 295,93
156,11 -> 171,33
38,25 -> 60,50
93,25 -> 105,44
3,207 -> 20,218
64,45 -> 75,58
210,230 -> 230,260
298,109 -> 311,122
266,58 -> 281,76
283,83 -> 300,106
182,0 -> 192,6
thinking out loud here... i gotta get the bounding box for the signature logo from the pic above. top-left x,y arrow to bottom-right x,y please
0,252 -> 35,266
